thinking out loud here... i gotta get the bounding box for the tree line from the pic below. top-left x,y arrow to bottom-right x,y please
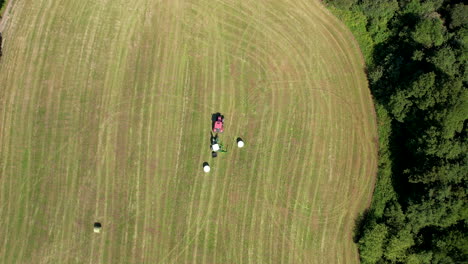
326,0 -> 467,263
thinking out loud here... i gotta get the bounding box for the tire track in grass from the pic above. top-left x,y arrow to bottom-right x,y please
166,62 -> 193,264
316,0 -> 374,210
6,0 -> 106,207
0,0 -> 377,262
176,0 -> 372,262
124,5 -> 163,256
165,9 -> 191,258
293,12 -> 332,262
6,0 -> 64,260
240,61 -> 274,261
157,8 -> 183,259
86,0 -> 126,261
213,7 -> 258,259
140,4 -> 160,259
185,46 -> 210,264
153,12 -> 201,263
236,3 -> 297,261
147,6 -> 172,259
263,30 -> 304,264
103,2 -> 148,261
0,1 -> 117,258
181,28 -> 207,264
267,6 -> 322,263
189,16 -> 219,262
317,27 -> 346,260
247,96 -> 275,264
304,0 -> 376,260
260,3 -> 314,258
4,0 -> 72,260
54,1 -> 92,260
148,5 -> 170,258
0,0 -> 30,256
57,1 -> 104,260
308,0 -> 367,151
200,14 -> 227,263
135,23 -> 163,261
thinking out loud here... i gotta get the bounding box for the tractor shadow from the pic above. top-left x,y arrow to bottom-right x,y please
210,132 -> 218,145
211,113 -> 219,130
211,113 -> 220,123
210,132 -> 219,158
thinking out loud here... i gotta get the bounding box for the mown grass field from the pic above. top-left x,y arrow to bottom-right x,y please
0,0 -> 378,263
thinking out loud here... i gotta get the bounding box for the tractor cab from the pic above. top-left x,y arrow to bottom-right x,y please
212,114 -> 224,133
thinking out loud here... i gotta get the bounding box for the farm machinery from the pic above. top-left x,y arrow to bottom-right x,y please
212,113 -> 224,133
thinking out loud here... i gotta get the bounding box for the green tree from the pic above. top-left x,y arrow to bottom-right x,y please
327,2 -> 468,263
416,126 -> 466,159
358,223 -> 389,264
384,228 -> 415,262
383,201 -> 405,228
407,251 -> 433,264
431,252 -> 455,264
409,161 -> 468,184
359,0 -> 398,44
402,0 -> 443,15
406,197 -> 466,233
434,229 -> 468,261
440,89 -> 468,139
389,72 -> 436,121
412,50 -> 425,61
449,4 -> 468,29
371,105 -> 396,217
429,47 -> 457,77
412,18 -> 446,48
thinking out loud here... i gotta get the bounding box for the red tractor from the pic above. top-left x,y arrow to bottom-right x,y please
212,113 -> 224,133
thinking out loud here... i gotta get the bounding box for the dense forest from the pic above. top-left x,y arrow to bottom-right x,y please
327,0 -> 467,263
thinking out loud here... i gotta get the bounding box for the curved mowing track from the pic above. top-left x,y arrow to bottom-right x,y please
0,0 -> 377,263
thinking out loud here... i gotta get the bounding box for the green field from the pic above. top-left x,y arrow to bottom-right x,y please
0,0 -> 377,263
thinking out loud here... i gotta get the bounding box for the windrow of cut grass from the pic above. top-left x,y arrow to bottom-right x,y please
0,0 -> 377,263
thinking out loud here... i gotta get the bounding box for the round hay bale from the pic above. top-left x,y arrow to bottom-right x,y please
94,222 -> 102,233
203,162 -> 210,173
237,138 -> 245,148
212,143 -> 220,152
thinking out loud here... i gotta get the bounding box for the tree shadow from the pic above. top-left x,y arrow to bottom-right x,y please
353,208 -> 373,243
352,16 -> 427,241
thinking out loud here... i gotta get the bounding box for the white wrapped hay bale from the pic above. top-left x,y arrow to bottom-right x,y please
236,137 -> 245,148
94,222 -> 102,233
212,143 -> 220,152
203,162 -> 210,173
